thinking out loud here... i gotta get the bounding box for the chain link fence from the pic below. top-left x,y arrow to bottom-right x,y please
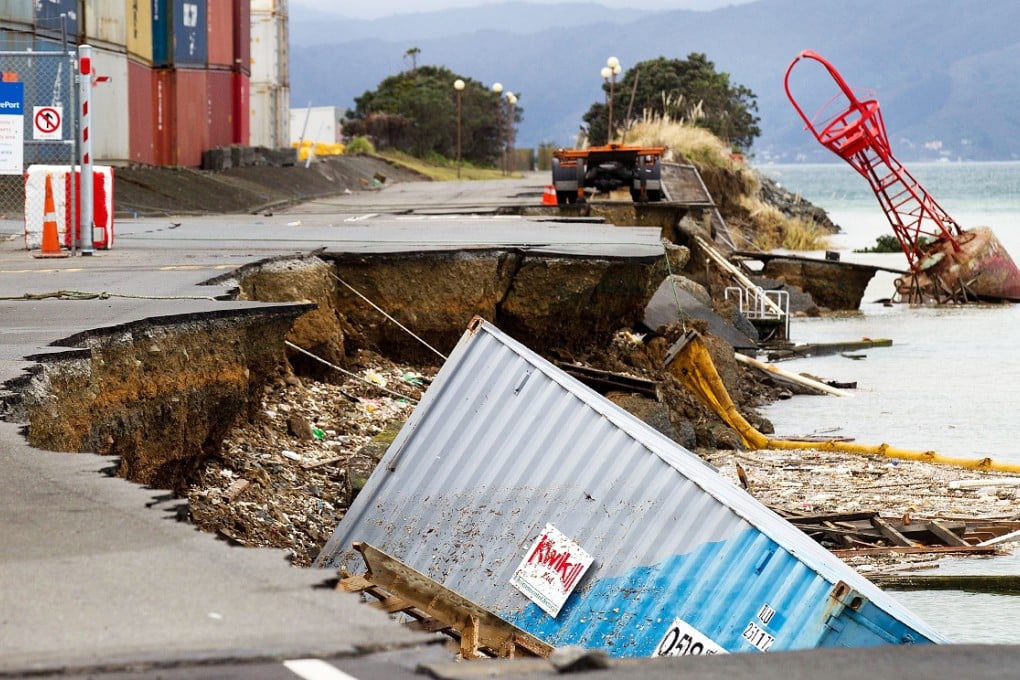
0,50 -> 77,221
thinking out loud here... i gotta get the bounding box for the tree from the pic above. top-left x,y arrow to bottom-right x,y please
404,47 -> 421,74
583,53 -> 761,151
344,64 -> 518,165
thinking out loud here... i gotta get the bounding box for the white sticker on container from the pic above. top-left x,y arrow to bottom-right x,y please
653,618 -> 728,657
510,523 -> 594,618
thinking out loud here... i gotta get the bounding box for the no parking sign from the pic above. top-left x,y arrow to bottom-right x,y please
33,105 -> 62,140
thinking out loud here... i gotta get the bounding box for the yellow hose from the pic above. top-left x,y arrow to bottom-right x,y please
667,332 -> 1020,474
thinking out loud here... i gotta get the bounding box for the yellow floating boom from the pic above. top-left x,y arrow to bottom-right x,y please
665,331 -> 1020,474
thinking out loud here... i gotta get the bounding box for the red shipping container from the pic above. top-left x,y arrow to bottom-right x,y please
234,0 -> 251,75
155,68 -> 209,167
233,70 -> 250,145
207,68 -> 234,149
128,59 -> 156,165
207,0 -> 236,69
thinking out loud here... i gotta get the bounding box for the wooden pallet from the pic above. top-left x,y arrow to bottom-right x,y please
338,542 -> 553,660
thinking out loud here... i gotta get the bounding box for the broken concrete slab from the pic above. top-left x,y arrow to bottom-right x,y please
642,275 -> 758,351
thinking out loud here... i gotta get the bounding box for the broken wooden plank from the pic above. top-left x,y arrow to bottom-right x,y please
977,528 -> 1020,547
787,512 -> 878,524
832,545 -> 997,558
871,574 -> 1020,595
352,541 -> 554,659
870,516 -> 914,547
928,519 -> 970,547
555,362 -> 658,398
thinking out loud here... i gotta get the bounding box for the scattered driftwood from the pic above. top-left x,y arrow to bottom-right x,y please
735,352 -> 851,397
783,510 -> 1020,556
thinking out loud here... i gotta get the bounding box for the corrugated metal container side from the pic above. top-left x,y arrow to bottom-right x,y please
91,47 -> 130,163
232,70 -> 248,144
0,28 -> 34,50
155,67 -> 207,167
205,68 -> 233,149
249,10 -> 286,85
127,58 -> 155,164
249,80 -> 287,147
125,0 -> 153,64
316,319 -> 946,657
233,0 -> 250,75
152,0 -> 207,67
0,1 -> 35,27
84,0 -> 126,47
206,0 -> 233,68
34,0 -> 78,38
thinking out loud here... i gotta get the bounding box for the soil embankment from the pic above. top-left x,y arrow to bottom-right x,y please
113,155 -> 426,217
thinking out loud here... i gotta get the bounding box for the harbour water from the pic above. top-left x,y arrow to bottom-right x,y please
759,162 -> 1020,644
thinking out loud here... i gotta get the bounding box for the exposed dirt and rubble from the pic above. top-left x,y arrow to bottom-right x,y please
10,154 -> 1014,578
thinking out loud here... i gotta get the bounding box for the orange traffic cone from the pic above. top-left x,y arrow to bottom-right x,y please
33,173 -> 68,259
541,185 -> 558,206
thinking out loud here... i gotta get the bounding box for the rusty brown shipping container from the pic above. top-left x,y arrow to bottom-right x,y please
207,0 -> 235,69
206,68 -> 234,150
128,58 -> 156,165
233,70 -> 250,145
155,68 -> 208,167
234,0 -> 251,75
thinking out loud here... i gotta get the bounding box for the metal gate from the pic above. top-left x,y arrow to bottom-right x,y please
0,49 -> 77,222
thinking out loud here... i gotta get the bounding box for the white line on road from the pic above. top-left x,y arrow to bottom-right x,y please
283,658 -> 360,680
344,213 -> 378,222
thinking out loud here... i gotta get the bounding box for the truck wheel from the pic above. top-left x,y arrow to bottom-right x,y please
552,158 -> 577,204
632,158 -> 663,202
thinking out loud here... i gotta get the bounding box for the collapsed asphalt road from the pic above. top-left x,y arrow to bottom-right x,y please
0,174 -> 668,674
3,172 -> 1019,677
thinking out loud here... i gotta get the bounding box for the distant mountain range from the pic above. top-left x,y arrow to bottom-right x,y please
290,0 -> 1020,162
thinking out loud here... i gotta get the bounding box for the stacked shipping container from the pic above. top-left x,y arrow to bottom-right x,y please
249,0 -> 287,148
0,0 -> 269,167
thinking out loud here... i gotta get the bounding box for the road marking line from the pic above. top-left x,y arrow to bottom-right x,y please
344,213 -> 378,222
283,658 -> 359,680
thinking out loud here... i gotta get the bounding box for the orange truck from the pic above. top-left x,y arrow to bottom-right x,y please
551,144 -> 666,204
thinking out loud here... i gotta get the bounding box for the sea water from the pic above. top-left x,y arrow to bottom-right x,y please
758,162 -> 1020,644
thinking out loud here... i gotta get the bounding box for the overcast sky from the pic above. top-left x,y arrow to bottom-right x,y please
294,0 -> 755,20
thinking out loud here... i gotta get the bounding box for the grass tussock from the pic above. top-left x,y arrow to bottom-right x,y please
742,195 -> 832,251
621,112 -> 832,253
623,115 -> 738,172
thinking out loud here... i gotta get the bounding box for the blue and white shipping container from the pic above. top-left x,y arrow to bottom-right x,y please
316,318 -> 946,657
152,0 -> 207,68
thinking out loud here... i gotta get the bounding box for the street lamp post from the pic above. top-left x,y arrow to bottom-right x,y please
505,92 -> 517,175
454,78 -> 465,178
602,56 -> 621,143
492,82 -> 504,174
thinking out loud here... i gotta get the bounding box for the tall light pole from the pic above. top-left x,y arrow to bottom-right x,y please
505,92 -> 517,175
602,56 -> 621,143
454,78 -> 465,178
492,82 -> 504,174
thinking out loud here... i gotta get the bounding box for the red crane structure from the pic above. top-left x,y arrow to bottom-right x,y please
784,50 -> 1020,303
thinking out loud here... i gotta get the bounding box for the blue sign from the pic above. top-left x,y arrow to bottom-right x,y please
0,81 -> 24,114
0,81 -> 24,175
